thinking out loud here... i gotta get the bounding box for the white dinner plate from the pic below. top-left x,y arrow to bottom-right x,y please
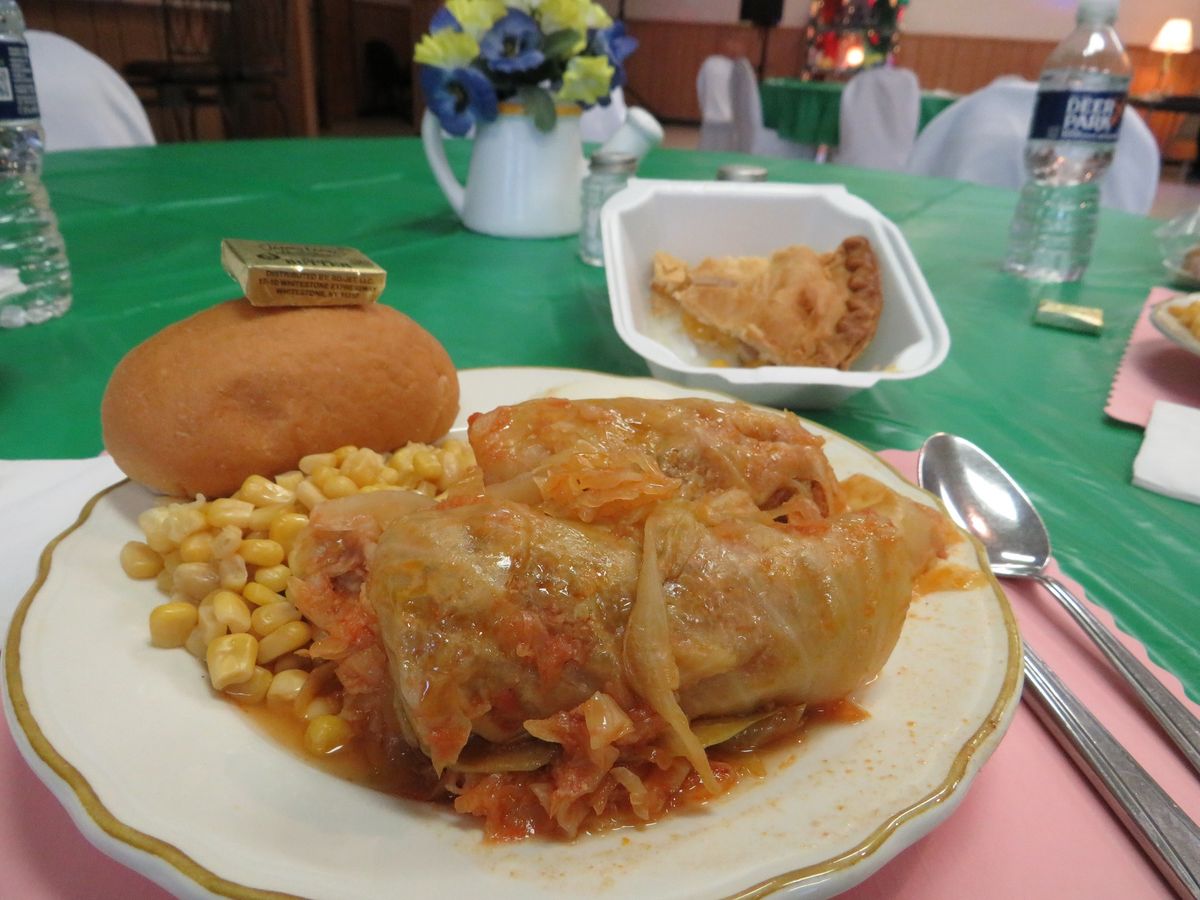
3,367 -> 1021,900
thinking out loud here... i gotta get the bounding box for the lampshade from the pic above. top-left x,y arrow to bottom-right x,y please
1151,18 -> 1194,55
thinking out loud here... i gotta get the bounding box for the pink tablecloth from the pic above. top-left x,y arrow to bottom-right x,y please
2,452 -> 1198,898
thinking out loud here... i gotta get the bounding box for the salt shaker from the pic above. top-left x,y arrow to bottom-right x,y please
578,151 -> 637,268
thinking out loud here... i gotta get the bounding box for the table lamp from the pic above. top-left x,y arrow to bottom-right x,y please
1150,17 -> 1194,97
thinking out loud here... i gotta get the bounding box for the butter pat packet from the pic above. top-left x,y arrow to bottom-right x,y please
221,239 -> 386,307
1033,300 -> 1103,335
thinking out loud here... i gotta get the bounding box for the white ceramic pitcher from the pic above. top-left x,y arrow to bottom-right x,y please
421,104 -> 663,239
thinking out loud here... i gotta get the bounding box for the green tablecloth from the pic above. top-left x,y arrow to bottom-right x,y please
761,78 -> 958,146
2,138 -> 1196,700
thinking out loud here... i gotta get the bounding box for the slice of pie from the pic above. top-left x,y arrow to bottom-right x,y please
651,236 -> 883,370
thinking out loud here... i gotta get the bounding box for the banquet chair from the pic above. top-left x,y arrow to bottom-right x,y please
906,76 -> 1160,214
697,54 -> 735,151
27,31 -> 156,152
836,66 -> 920,171
729,58 -> 815,159
580,87 -> 628,144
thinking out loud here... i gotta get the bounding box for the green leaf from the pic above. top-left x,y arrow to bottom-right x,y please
519,86 -> 558,133
542,28 -> 582,61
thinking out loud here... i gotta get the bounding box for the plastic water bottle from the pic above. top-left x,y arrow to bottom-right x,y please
1003,0 -> 1131,283
0,0 -> 71,328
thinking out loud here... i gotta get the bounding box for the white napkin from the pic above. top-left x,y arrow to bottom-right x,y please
0,456 -> 125,635
1132,401 -> 1200,504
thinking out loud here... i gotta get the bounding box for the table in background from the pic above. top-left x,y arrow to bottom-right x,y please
761,78 -> 958,147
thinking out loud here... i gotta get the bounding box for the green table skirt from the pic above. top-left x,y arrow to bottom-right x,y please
2,137 -> 1196,700
761,77 -> 957,146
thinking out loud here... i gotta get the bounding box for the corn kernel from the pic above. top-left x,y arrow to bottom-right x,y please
165,505 -> 207,544
120,541 -> 163,579
173,562 -> 219,601
266,668 -> 309,708
138,506 -> 175,553
243,582 -> 285,608
155,568 -> 174,594
253,564 -> 291,593
341,447 -> 384,486
270,513 -> 309,556
212,590 -> 252,634
239,538 -> 285,567
161,550 -> 182,574
248,503 -> 291,533
149,601 -> 198,648
309,465 -> 339,491
304,714 -> 352,755
298,452 -> 337,474
332,445 -> 357,464
207,632 -> 259,690
178,531 -> 214,563
257,620 -> 312,664
206,497 -> 254,529
295,480 -> 326,511
323,474 -> 358,499
211,524 -> 244,559
224,666 -> 272,704
251,601 -> 302,636
389,445 -> 417,472
185,603 -> 228,659
413,449 -> 443,482
217,554 -> 248,591
378,466 -> 400,485
303,695 -> 342,720
237,474 -> 295,508
275,470 -> 304,491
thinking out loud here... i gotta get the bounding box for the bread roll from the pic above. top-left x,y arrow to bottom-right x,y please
102,299 -> 459,498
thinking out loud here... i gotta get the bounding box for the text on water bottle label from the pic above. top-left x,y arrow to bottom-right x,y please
0,40 -> 38,121
1029,90 -> 1126,144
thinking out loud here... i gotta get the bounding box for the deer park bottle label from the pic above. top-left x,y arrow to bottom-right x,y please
1029,90 -> 1126,144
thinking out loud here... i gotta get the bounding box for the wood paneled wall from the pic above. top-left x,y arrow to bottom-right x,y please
17,4 -> 1200,159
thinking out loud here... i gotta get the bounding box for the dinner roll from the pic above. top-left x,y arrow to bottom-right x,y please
102,299 -> 459,498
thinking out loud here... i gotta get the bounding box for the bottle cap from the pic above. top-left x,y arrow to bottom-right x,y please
716,164 -> 769,182
1077,0 -> 1119,22
589,151 -> 638,174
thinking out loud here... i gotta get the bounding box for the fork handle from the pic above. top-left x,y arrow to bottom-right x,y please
1035,573 -> 1200,778
1023,643 -> 1200,898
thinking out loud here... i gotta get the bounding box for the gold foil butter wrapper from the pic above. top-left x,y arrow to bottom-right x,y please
221,239 -> 386,307
1033,300 -> 1104,335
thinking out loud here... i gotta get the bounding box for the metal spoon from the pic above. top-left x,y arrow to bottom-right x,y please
918,432 -> 1200,776
918,433 -> 1200,898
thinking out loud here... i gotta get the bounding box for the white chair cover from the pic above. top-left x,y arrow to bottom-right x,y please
729,57 -> 814,159
836,67 -> 920,171
580,86 -> 628,144
697,55 -> 736,152
906,76 -> 1159,214
27,30 -> 156,152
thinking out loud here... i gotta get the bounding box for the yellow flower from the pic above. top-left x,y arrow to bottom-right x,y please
414,29 -> 480,68
538,0 -> 611,39
445,0 -> 507,40
556,54 -> 614,106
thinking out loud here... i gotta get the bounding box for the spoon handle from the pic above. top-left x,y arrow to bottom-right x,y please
1022,643 -> 1200,899
1035,573 -> 1200,777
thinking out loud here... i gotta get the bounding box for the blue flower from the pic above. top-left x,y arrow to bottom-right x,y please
420,64 -> 498,136
430,7 -> 460,32
589,21 -> 637,90
479,10 -> 544,74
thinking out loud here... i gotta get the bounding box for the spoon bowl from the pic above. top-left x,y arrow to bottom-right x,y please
917,432 -> 1200,777
917,432 -> 1051,578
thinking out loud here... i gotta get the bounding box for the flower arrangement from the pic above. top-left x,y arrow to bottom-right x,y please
415,0 -> 638,136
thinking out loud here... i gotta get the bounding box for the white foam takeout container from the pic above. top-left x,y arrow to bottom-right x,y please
601,179 -> 951,409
